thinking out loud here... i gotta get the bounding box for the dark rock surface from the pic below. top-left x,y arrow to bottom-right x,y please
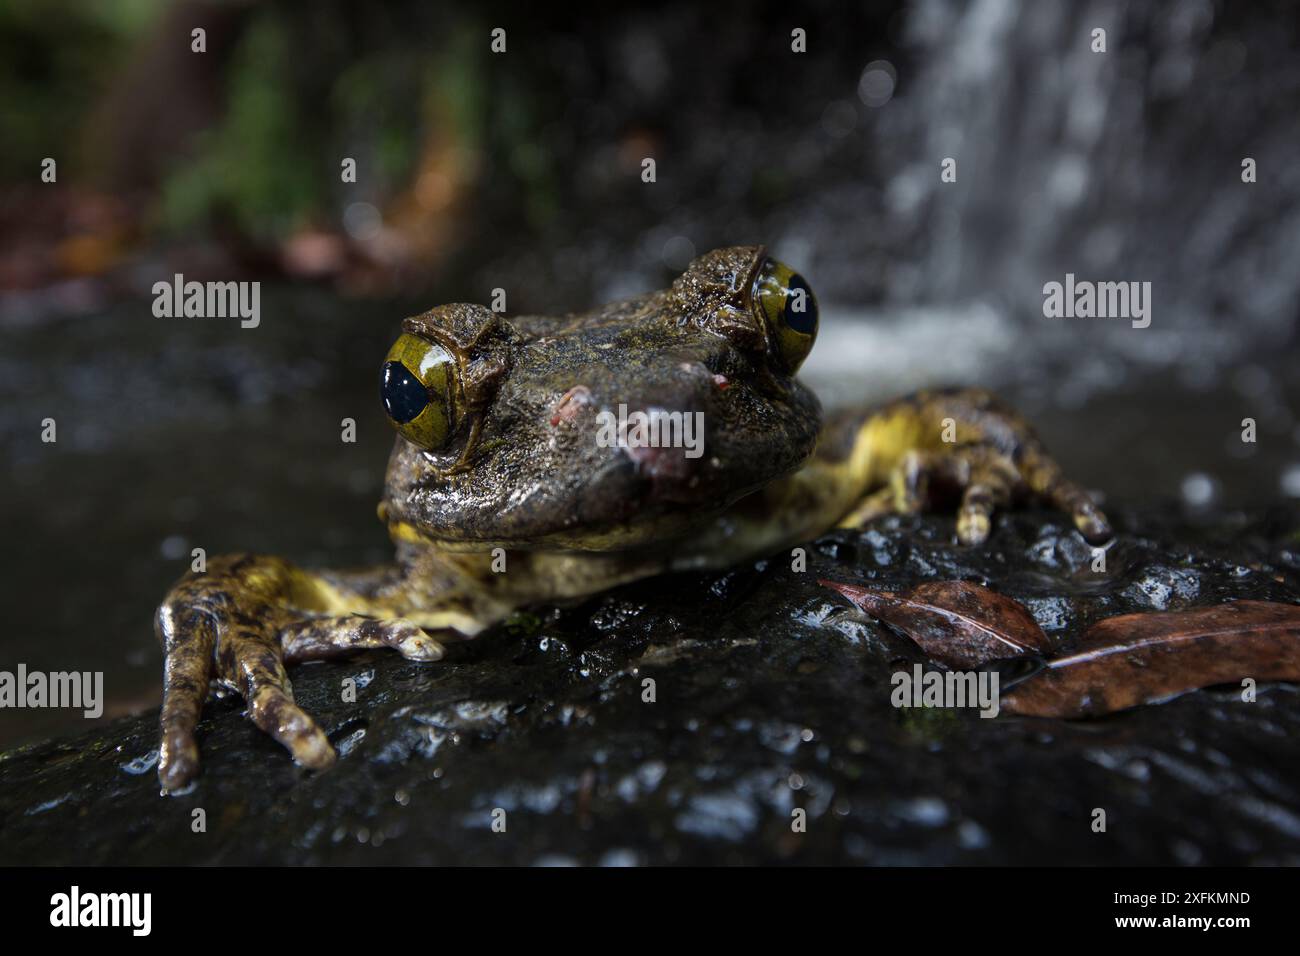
3,504 -> 1300,865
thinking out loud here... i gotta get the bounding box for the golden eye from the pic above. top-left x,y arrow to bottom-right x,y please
380,333 -> 458,450
753,257 -> 819,373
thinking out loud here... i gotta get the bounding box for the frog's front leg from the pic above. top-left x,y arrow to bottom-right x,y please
835,388 -> 1111,545
154,553 -> 488,790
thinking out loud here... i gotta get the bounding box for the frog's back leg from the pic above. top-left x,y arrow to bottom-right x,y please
815,388 -> 1111,545
679,388 -> 1110,568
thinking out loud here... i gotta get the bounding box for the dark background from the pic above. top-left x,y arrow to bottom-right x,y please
1,0 -> 1298,750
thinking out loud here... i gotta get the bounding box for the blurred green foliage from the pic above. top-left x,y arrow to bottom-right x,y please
0,0 -> 165,180
3,0 -> 503,244
154,3 -> 496,241
159,13 -> 319,240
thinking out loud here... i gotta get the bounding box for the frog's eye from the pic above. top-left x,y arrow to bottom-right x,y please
753,257 -> 819,373
380,333 -> 459,450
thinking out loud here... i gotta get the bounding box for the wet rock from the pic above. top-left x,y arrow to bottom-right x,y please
2,504 -> 1300,865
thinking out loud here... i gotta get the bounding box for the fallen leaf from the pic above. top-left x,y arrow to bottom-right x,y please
820,580 -> 1051,668
1002,600 -> 1300,718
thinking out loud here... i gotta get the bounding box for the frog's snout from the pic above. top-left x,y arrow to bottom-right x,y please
590,389 -> 714,506
622,433 -> 697,483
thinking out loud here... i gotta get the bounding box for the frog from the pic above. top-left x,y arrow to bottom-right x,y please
154,246 -> 1110,790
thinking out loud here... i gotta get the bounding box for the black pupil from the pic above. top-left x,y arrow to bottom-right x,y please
783,274 -> 817,334
380,361 -> 428,423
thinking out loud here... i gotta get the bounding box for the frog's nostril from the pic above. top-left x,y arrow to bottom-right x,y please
549,385 -> 593,427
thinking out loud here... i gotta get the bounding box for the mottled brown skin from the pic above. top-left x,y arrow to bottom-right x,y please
155,246 -> 1110,790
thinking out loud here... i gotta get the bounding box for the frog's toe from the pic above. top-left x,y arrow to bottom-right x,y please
222,625 -> 337,770
280,615 -> 445,663
1060,486 -> 1112,544
382,619 -> 446,661
955,460 -> 1017,546
1021,455 -> 1112,544
956,485 -> 995,545
158,727 -> 201,791
156,603 -> 218,790
250,684 -> 337,770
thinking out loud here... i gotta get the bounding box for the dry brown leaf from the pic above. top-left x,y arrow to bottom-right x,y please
820,579 -> 1051,668
1002,600 -> 1300,717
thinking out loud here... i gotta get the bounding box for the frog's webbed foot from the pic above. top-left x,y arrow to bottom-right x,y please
840,389 -> 1112,547
155,555 -> 448,790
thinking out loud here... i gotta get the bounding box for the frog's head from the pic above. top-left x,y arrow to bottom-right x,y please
378,245 -> 822,551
